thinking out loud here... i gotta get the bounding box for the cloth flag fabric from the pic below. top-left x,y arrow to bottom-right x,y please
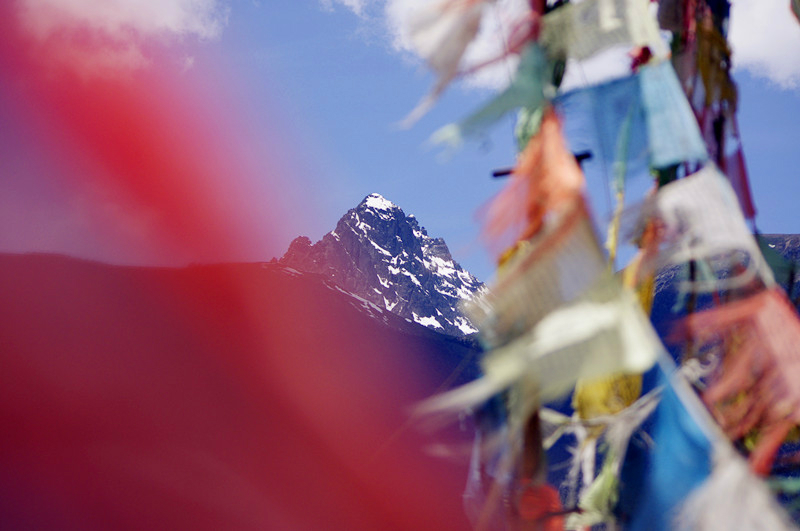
620,365 -> 712,531
420,275 -> 659,415
400,0 -> 486,126
643,164 -> 773,292
467,203 -> 605,349
484,107 -> 586,246
675,288 -> 800,475
540,0 -> 668,61
554,61 -> 707,194
433,43 -> 555,147
677,445 -> 799,531
398,0 -> 800,529
640,61 -> 709,169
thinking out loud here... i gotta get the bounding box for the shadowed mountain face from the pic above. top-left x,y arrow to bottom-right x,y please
279,193 -> 485,337
650,234 -> 800,339
759,234 -> 800,262
0,253 -> 480,531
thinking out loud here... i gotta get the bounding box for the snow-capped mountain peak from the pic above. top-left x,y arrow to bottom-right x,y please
363,193 -> 398,212
279,193 -> 485,336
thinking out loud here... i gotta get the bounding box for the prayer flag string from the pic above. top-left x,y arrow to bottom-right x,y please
398,1 -> 800,529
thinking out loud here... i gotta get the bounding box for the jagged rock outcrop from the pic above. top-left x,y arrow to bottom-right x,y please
280,193 -> 485,336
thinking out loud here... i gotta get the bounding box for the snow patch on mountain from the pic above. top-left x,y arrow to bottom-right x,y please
279,193 -> 485,336
365,193 -> 397,212
413,312 -> 444,330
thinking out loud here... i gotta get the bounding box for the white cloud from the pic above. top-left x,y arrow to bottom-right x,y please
17,0 -> 228,75
332,0 -> 800,92
319,0 -> 369,17
314,0 -> 526,91
727,0 -> 800,89
385,0 -> 528,91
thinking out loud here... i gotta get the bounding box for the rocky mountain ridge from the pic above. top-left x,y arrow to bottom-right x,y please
279,193 -> 485,337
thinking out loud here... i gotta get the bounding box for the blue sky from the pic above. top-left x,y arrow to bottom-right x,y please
226,2 -> 517,280
228,1 -> 800,281
1,0 -> 799,282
